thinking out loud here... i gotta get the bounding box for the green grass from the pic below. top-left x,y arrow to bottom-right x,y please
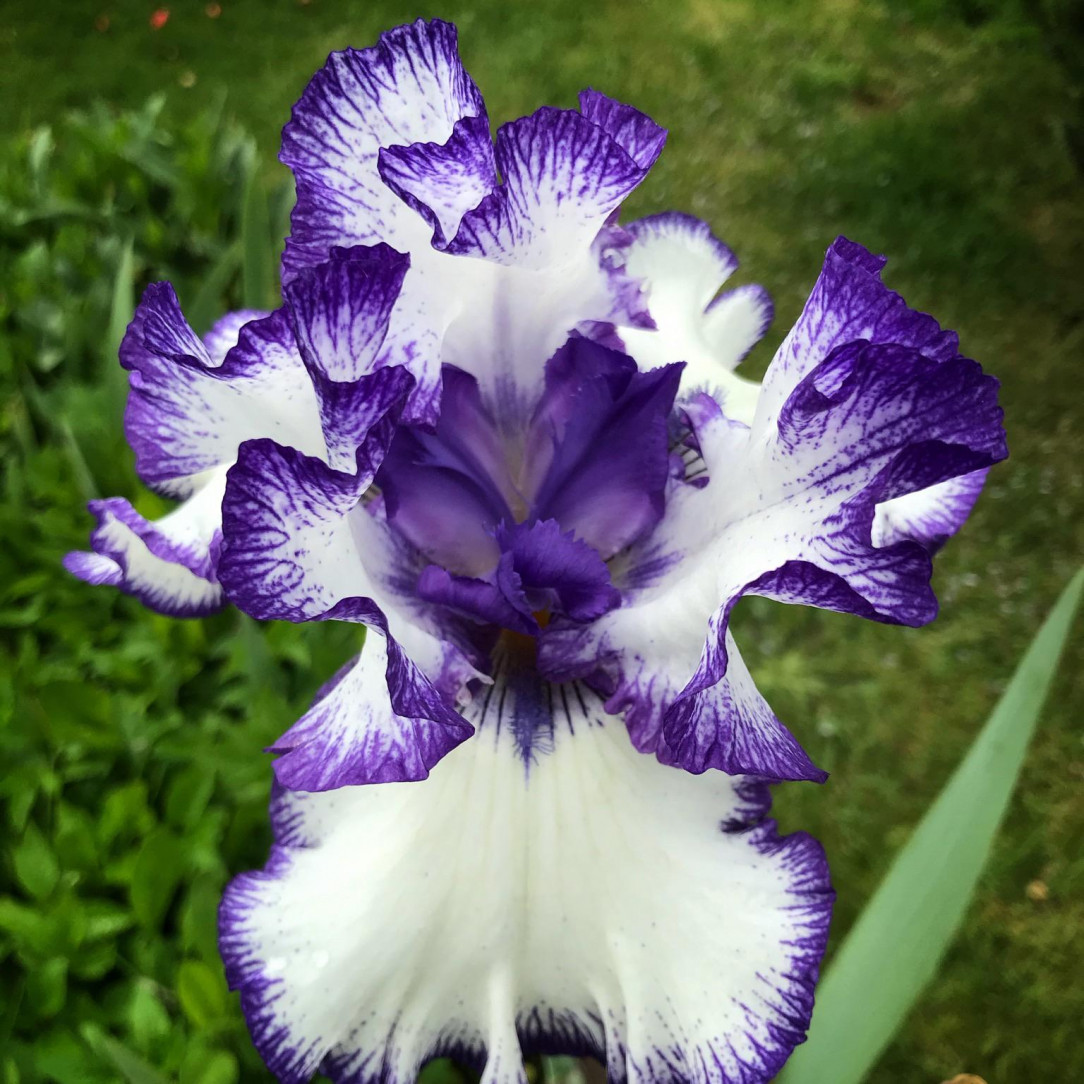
2,0 -> 1082,1081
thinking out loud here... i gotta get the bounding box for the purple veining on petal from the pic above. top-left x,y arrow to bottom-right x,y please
285,244 -> 410,384
218,439 -> 370,623
268,600 -> 473,791
63,489 -> 224,618
122,294 -> 321,495
202,308 -> 269,366
379,113 -> 498,248
758,235 -> 962,429
873,467 -> 990,551
280,18 -> 485,280
578,89 -> 667,173
445,107 -> 651,268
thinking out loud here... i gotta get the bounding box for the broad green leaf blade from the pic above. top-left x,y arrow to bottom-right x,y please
241,158 -> 274,310
780,568 -> 1084,1084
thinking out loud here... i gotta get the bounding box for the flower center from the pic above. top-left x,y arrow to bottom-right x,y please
375,337 -> 684,634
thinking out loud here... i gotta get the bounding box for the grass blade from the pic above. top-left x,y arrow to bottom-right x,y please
241,156 -> 273,310
779,568 -> 1084,1084
106,237 -> 134,362
187,238 -> 242,336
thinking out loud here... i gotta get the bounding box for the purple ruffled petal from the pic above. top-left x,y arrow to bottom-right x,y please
446,107 -> 651,268
578,89 -> 667,172
756,235 -> 961,428
219,441 -> 477,788
873,467 -> 989,551
378,114 -> 498,248
268,604 -> 473,791
543,284 -> 1005,780
280,18 -> 485,281
495,519 -> 620,624
202,309 -> 268,365
122,292 -> 323,495
64,479 -> 225,618
528,338 -> 684,557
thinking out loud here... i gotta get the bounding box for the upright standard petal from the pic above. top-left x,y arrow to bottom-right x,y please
446,107 -> 648,269
221,680 -> 831,1084
616,213 -> 772,422
280,18 -> 485,280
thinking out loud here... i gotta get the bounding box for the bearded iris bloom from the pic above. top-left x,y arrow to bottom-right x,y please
66,18 -> 1006,1084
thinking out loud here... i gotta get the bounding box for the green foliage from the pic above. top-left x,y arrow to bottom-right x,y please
0,97 -> 358,1082
780,569 -> 1084,1084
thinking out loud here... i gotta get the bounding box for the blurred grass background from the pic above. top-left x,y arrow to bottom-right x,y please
1,0 -> 1081,1081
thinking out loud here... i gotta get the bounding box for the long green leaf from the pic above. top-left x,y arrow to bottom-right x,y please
187,238 -> 242,336
779,567 -> 1084,1084
105,237 -> 135,416
241,157 -> 274,310
106,237 -> 135,362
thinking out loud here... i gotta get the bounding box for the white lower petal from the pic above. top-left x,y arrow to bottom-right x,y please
222,683 -> 831,1084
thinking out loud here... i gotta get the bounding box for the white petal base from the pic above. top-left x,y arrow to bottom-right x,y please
222,682 -> 831,1084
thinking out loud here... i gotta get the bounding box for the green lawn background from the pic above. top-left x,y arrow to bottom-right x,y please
1,0 -> 1082,1081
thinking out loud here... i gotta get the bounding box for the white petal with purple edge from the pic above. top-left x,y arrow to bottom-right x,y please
123,291 -> 324,496
617,214 -> 771,422
221,692 -> 831,1084
64,467 -> 227,617
546,319 -> 1004,779
280,18 -> 486,281
872,468 -> 989,551
268,630 -> 473,791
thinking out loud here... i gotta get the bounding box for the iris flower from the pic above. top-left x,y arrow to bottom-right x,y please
67,19 -> 1006,1084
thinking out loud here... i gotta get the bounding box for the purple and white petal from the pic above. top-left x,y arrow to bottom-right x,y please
221,687 -> 831,1084
577,89 -> 667,173
280,18 -> 485,281
447,107 -> 649,269
202,309 -> 268,365
754,235 -> 960,430
64,468 -> 227,617
617,213 -> 771,422
122,290 -> 324,495
269,625 -> 473,791
546,332 -> 1005,779
218,437 -> 476,697
219,442 -> 478,786
70,298 -> 320,615
378,114 -> 498,249
872,468 -> 989,551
